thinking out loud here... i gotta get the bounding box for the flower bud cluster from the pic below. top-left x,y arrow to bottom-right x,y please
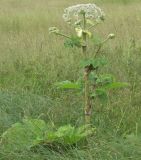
49,27 -> 60,34
108,33 -> 115,39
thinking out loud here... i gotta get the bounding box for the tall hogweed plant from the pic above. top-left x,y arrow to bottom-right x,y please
0,4 -> 129,153
49,3 -> 128,124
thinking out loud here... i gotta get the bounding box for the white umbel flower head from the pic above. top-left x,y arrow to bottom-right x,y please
63,3 -> 105,24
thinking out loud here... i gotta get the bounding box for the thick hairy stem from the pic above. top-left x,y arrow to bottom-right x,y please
82,32 -> 87,56
84,68 -> 92,124
95,37 -> 110,57
82,13 -> 92,124
82,13 -> 87,56
56,32 -> 71,39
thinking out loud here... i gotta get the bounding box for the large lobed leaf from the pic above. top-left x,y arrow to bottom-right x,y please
80,57 -> 107,69
0,119 -> 47,151
103,82 -> 129,90
64,36 -> 82,48
0,119 -> 96,152
54,80 -> 82,90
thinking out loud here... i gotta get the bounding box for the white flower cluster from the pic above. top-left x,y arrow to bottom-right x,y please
63,3 -> 105,23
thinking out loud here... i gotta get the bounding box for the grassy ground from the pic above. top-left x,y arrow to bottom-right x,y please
0,0 -> 141,159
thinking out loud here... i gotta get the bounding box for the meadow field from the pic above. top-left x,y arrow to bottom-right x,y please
0,0 -> 141,159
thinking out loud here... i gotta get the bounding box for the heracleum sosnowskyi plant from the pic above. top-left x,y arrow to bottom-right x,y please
49,3 -> 128,124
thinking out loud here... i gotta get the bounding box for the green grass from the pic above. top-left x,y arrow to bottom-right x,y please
0,0 -> 141,159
